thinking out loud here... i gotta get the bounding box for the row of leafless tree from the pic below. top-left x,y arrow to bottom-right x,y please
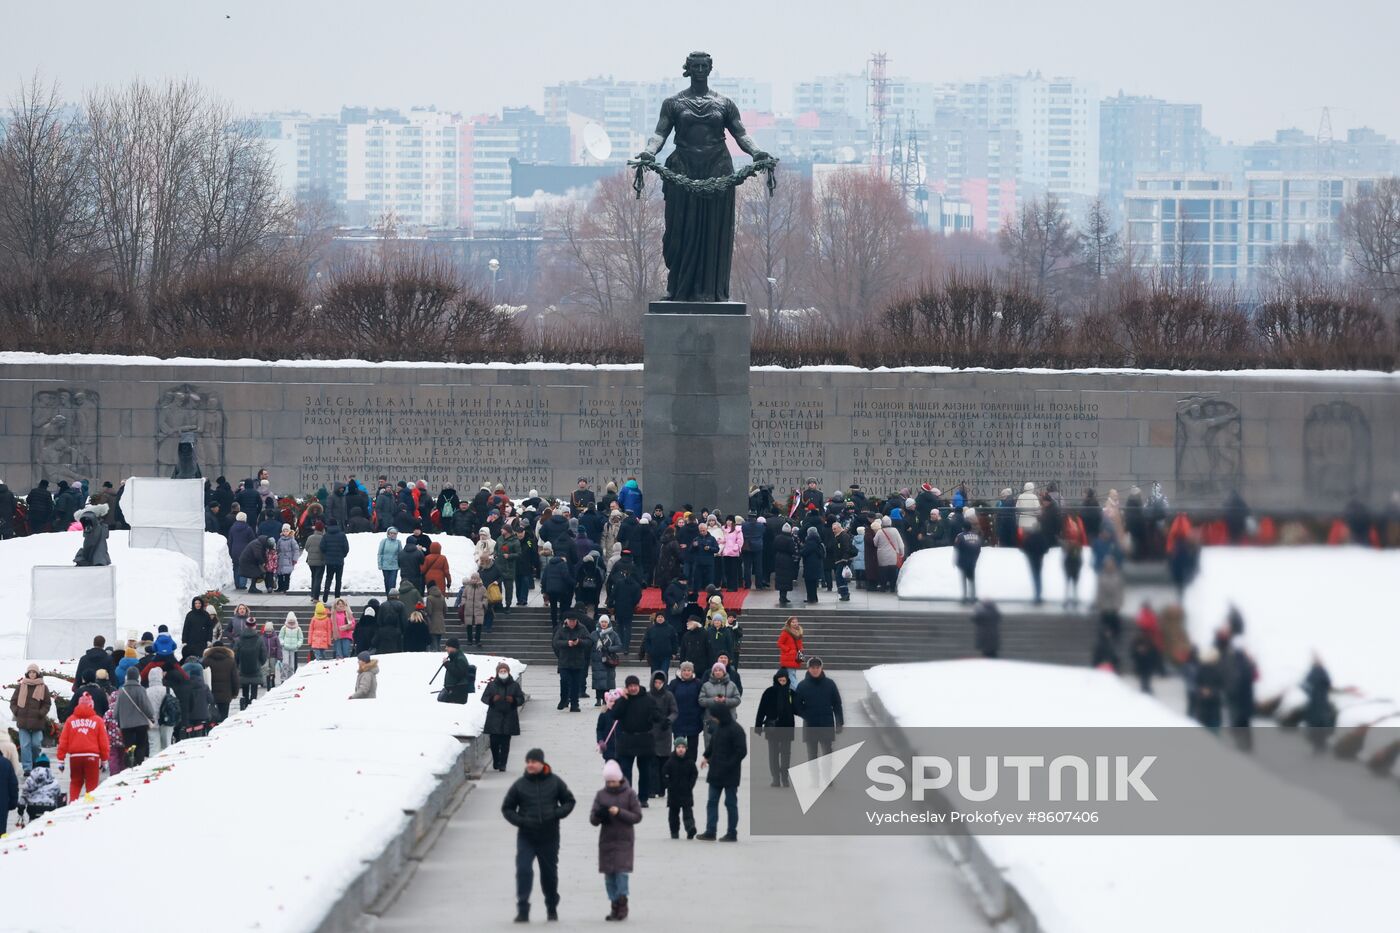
2,76 -> 1398,369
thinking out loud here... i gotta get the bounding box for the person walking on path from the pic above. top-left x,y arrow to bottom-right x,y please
662,737 -> 698,838
755,669 -> 796,787
777,617 -> 804,687
552,615 -> 593,712
793,657 -> 844,780
953,509 -> 983,603
114,667 -> 157,766
696,705 -> 746,841
56,692 -> 108,802
502,748 -> 577,923
9,663 -> 51,773
590,759 -> 643,921
481,661 -> 525,771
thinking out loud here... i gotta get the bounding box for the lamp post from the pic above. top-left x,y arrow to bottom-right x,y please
488,257 -> 500,307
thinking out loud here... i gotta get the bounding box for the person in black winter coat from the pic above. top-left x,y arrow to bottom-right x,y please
1302,657 -> 1334,753
0,481 -> 16,539
552,617 -> 593,711
234,627 -> 267,708
793,659 -> 843,768
800,528 -> 825,604
354,599 -> 380,655
662,737 -> 699,838
755,670 -> 796,787
239,537 -> 275,594
1225,645 -> 1257,751
772,526 -> 798,607
994,488 -> 1018,547
319,522 -> 350,601
181,597 -> 214,658
605,558 -> 645,654
481,661 -> 525,771
640,613 -> 677,674
698,705 -> 747,841
541,550 -> 576,628
26,480 -> 54,533
346,507 -> 373,533
972,600 -> 1001,658
1021,524 -> 1051,605
501,749 -> 576,923
1193,647 -> 1224,731
74,638 -> 114,687
953,517 -> 983,603
612,676 -> 661,800
374,595 -> 407,654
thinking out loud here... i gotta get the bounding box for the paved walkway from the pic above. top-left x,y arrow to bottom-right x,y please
370,667 -> 988,931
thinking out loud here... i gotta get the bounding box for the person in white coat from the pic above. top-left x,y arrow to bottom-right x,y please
872,516 -> 906,592
1016,481 -> 1042,532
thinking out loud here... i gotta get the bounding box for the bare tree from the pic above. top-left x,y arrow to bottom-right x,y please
733,175 -> 811,328
1339,177 -> 1400,303
544,171 -> 663,321
809,170 -> 919,323
0,76 -> 95,278
1256,238 -> 1339,294
998,193 -> 1081,303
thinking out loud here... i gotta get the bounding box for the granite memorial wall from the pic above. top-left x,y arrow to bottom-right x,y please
1,357 -> 1396,512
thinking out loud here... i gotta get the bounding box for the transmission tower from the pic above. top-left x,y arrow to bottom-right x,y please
867,52 -> 890,176
889,112 -> 905,185
905,119 -> 929,228
1316,105 -> 1336,171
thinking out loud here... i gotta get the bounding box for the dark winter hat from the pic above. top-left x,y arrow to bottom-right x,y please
624,674 -> 641,687
34,754 -> 49,768
525,748 -> 546,764
125,667 -> 140,682
157,625 -> 169,634
357,651 -> 372,663
140,631 -> 153,642
673,737 -> 688,750
651,671 -> 667,685
807,655 -> 824,668
445,637 -> 461,649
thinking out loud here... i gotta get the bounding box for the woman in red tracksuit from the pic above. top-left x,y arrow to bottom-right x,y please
57,692 -> 110,801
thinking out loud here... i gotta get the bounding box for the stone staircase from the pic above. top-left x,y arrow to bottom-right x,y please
235,593 -> 1097,671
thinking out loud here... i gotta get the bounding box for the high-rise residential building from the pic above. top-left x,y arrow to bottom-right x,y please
1123,171 -> 1379,286
792,73 -> 938,129
926,109 -> 1020,233
340,107 -> 462,228
295,115 -> 348,209
944,73 -> 1100,208
471,107 -> 570,231
1099,93 -> 1206,216
250,114 -> 302,194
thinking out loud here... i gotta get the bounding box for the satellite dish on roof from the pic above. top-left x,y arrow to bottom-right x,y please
582,123 -> 612,162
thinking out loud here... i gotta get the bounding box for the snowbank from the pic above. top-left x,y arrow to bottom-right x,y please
866,660 -> 1400,933
897,545 -> 1096,603
4,350 -> 1399,380
1183,546 -> 1400,704
286,531 -> 478,593
0,531 -> 233,662
0,650 -> 522,933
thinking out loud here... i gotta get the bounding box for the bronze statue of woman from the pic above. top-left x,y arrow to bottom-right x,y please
635,51 -> 771,304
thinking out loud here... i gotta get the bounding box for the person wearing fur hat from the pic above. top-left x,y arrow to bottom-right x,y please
591,615 -> 622,705
482,661 -> 524,770
590,758 -> 642,921
502,747 -> 576,923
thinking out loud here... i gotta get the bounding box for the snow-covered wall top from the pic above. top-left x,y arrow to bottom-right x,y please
2,351 -> 1395,511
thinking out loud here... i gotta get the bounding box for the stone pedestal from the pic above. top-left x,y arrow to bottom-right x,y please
643,302 -> 751,515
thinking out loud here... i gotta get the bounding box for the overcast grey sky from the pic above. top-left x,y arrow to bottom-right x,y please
6,0 -> 1398,141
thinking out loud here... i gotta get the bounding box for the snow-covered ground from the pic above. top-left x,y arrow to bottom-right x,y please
866,659 -> 1400,933
285,531 -> 478,593
1184,546 -> 1400,704
0,650 -> 521,933
897,545 -> 1096,603
0,531 -> 233,662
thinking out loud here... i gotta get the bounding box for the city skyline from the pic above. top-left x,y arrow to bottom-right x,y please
4,0 -> 1399,144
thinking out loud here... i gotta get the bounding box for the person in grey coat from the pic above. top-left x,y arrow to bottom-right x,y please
591,616 -> 622,705
698,662 -> 741,737
115,667 -> 157,765
74,506 -> 111,567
